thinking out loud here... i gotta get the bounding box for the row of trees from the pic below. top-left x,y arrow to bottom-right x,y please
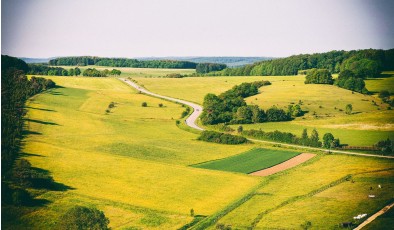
207,48 -> 394,77
28,64 -> 81,76
198,130 -> 248,144
2,55 -> 57,206
82,68 -> 121,77
241,128 -> 340,149
196,63 -> 227,74
49,57 -> 198,69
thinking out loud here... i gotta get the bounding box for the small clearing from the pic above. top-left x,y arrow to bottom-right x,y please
250,153 -> 315,176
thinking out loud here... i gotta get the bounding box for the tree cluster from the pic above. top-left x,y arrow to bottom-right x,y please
207,48 -> 394,77
198,130 -> 248,145
57,206 -> 110,230
196,63 -> 227,74
81,68 -> 121,77
200,81 -> 272,125
304,69 -> 334,84
49,56 -> 198,69
2,55 -> 57,206
374,138 -> 393,154
28,64 -> 81,76
334,70 -> 368,94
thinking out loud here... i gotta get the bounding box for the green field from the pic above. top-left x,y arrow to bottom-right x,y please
193,148 -> 300,174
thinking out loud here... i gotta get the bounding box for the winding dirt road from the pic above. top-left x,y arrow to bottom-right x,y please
121,78 -> 394,159
121,78 -> 204,131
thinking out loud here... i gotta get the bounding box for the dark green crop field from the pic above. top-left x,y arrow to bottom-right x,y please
193,148 -> 300,174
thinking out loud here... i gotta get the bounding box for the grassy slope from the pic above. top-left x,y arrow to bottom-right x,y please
210,155 -> 394,229
193,148 -> 300,174
20,76 -> 260,229
136,75 -> 394,146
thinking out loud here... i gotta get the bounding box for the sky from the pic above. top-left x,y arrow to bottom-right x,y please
1,0 -> 394,58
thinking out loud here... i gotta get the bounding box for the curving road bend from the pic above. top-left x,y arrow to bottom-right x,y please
121,78 -> 204,131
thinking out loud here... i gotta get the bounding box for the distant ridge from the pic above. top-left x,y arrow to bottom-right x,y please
19,57 -> 51,64
137,56 -> 273,67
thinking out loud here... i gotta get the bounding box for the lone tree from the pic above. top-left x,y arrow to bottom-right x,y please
57,206 -> 110,230
322,133 -> 335,149
345,104 -> 352,115
237,125 -> 243,133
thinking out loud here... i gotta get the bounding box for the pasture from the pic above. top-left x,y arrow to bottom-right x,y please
18,76 -> 261,229
193,148 -> 300,174
14,73 -> 394,229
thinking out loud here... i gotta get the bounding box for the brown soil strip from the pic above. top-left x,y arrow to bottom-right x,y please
250,153 -> 315,176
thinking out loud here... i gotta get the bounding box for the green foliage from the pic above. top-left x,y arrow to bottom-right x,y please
335,70 -> 368,93
28,64 -> 71,76
322,133 -> 335,149
287,104 -> 303,117
196,63 -> 227,74
375,138 -> 393,154
237,125 -> 243,133
300,221 -> 312,230
141,102 -> 147,107
57,206 -> 110,230
266,106 -> 291,122
378,90 -> 390,102
11,188 -> 32,206
193,148 -> 299,174
200,81 -> 271,125
49,56 -> 197,69
208,48 -> 394,76
198,131 -> 248,145
82,68 -> 108,77
345,104 -> 353,114
304,69 -> 333,84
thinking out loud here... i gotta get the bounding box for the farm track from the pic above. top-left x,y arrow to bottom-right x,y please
121,79 -> 394,159
250,153 -> 316,176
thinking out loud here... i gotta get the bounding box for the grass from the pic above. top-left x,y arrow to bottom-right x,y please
208,154 -> 394,229
363,202 -> 394,230
18,76 -> 261,229
193,148 -> 300,174
365,71 -> 394,93
13,72 -> 394,229
135,75 -> 393,146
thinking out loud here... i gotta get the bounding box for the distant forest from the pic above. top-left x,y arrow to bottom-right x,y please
49,57 -> 198,69
208,48 -> 394,77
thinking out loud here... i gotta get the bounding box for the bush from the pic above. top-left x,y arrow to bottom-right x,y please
57,206 -> 110,230
158,103 -> 163,107
198,131 -> 248,145
304,68 -> 333,84
141,102 -> 147,107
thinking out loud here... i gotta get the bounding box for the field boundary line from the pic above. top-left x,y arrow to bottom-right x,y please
249,174 -> 352,229
353,202 -> 394,230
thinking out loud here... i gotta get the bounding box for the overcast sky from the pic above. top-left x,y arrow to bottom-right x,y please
2,0 -> 394,58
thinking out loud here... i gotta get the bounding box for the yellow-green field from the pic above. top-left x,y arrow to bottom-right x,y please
136,75 -> 394,146
19,76 -> 261,229
13,74 -> 394,229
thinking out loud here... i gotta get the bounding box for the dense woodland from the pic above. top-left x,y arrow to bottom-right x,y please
196,63 -> 227,74
2,55 -> 57,206
27,64 -> 121,77
49,57 -> 198,69
208,48 -> 394,77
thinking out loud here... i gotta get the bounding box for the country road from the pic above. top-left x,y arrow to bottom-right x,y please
121,78 -> 394,159
121,78 -> 204,131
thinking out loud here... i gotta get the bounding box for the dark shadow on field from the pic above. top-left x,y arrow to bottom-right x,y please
29,167 -> 75,192
25,106 -> 56,112
352,111 -> 362,115
25,118 -> 60,126
19,152 -> 45,157
46,91 -> 67,96
22,130 -> 42,136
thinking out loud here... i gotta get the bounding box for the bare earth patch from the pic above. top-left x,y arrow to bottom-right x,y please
250,153 -> 315,176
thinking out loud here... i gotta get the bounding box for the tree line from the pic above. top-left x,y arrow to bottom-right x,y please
49,56 -> 198,69
196,63 -> 227,74
26,64 -> 121,77
207,48 -> 394,77
241,128 -> 340,149
2,55 -> 57,206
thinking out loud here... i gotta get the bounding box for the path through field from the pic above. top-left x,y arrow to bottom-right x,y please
250,153 -> 315,176
121,79 -> 394,159
121,78 -> 204,130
